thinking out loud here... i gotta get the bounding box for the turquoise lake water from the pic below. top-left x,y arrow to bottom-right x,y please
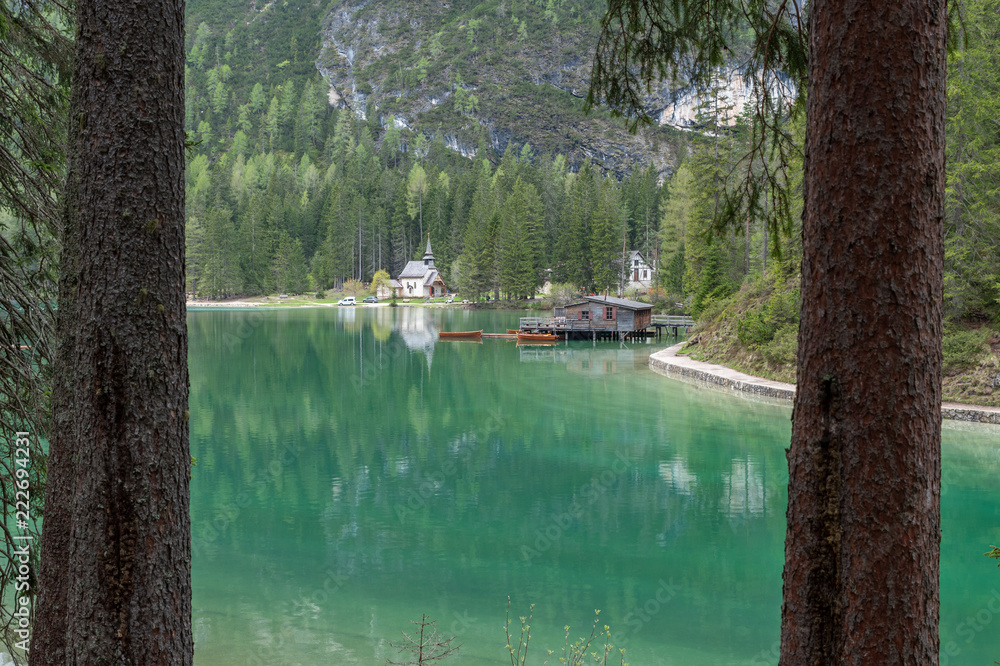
187,306 -> 1000,665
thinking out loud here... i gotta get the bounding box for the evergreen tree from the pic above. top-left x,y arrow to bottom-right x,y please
34,0 -> 193,655
406,162 -> 429,241
320,181 -> 357,287
592,1 -> 946,661
293,79 -> 316,156
660,161 -> 698,294
201,206 -> 240,297
497,177 -> 544,299
460,160 -> 497,300
390,177 -> 413,275
272,230 -> 308,293
265,96 -> 280,150
590,177 -> 627,295
237,192 -> 275,294
556,161 -> 597,289
426,171 -> 453,278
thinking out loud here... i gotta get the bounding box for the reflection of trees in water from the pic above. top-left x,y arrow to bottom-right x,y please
188,309 -> 794,655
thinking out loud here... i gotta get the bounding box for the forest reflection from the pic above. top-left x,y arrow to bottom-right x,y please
187,308 -> 1000,665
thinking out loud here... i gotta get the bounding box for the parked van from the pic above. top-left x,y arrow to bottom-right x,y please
337,297 -> 356,306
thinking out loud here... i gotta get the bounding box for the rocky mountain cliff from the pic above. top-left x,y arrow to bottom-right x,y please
315,0 -> 761,178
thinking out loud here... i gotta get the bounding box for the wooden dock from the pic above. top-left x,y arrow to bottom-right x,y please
482,333 -> 517,339
650,315 -> 696,338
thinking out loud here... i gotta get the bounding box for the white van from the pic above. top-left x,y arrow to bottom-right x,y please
337,297 -> 356,306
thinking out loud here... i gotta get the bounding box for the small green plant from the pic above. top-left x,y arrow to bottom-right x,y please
386,614 -> 460,665
504,600 -> 533,666
315,290 -> 325,299
504,598 -> 627,666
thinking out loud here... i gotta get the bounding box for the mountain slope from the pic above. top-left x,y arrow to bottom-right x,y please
317,0 -> 688,176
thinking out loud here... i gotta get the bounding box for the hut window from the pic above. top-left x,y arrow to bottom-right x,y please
605,307 -> 614,320
580,310 -> 590,320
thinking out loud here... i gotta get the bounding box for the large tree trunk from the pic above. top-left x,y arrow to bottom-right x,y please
779,0 -> 946,663
32,0 -> 191,663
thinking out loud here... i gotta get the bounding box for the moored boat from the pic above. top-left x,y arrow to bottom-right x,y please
439,330 -> 483,339
516,332 -> 561,342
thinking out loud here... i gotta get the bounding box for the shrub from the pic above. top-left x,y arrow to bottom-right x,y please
315,290 -> 325,299
766,287 -> 800,325
735,283 -> 800,349
691,282 -> 732,320
736,311 -> 774,347
623,285 -> 642,301
762,324 -> 799,367
343,278 -> 365,298
696,298 -> 727,326
548,282 -> 577,306
942,326 -> 990,371
504,600 -> 627,666
386,614 -> 459,664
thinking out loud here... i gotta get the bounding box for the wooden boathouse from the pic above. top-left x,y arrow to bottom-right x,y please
519,295 -> 656,341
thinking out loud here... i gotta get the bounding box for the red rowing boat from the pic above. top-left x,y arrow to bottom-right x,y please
516,332 -> 561,342
439,330 -> 483,339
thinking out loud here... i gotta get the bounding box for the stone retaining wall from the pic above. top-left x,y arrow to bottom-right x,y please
649,355 -> 795,401
941,405 -> 1000,426
650,346 -> 1000,426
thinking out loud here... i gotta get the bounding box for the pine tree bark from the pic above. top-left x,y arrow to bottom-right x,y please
32,0 -> 192,663
780,0 -> 945,663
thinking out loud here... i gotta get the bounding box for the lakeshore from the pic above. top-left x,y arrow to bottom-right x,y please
651,342 -> 1000,426
185,297 -> 458,308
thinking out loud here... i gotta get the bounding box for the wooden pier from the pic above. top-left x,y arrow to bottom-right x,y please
650,315 -> 696,338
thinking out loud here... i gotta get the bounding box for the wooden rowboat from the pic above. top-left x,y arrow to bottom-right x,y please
516,332 -> 561,342
439,330 -> 483,339
506,329 -> 519,334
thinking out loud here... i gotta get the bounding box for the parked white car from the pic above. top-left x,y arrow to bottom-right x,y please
337,297 -> 356,306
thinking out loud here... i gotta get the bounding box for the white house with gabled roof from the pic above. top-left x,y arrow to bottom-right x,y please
393,236 -> 447,298
625,250 -> 655,292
